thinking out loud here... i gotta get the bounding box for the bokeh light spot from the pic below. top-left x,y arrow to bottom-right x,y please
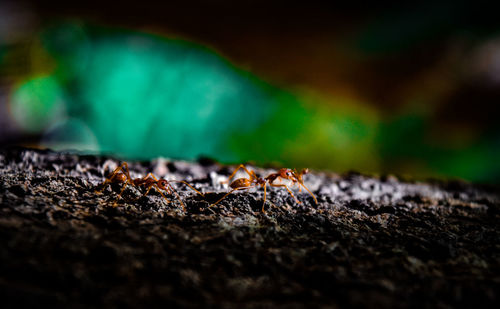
9,75 -> 66,133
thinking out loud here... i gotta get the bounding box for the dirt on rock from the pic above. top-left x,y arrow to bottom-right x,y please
0,147 -> 499,308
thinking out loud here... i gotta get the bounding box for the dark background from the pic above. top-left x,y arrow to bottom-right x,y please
1,0 -> 499,183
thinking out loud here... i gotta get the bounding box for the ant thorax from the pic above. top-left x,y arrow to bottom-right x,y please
278,168 -> 294,178
256,177 -> 267,186
112,173 -> 128,183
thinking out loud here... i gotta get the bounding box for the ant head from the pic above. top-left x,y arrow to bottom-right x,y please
157,179 -> 169,189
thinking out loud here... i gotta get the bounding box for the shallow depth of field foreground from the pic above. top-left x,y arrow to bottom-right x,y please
0,147 -> 498,308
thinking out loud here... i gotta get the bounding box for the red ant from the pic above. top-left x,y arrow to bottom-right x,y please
210,165 -> 317,212
96,162 -> 204,211
267,167 -> 318,204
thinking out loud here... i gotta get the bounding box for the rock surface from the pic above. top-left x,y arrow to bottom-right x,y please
0,147 -> 499,308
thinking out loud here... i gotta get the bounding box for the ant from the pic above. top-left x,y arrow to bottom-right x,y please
210,165 -> 317,212
96,162 -> 204,211
267,167 -> 318,205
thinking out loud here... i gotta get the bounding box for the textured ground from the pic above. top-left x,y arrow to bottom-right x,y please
0,147 -> 499,308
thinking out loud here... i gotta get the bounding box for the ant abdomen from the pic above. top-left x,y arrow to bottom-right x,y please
230,178 -> 252,189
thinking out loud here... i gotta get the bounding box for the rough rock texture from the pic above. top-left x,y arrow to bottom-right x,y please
0,147 -> 499,308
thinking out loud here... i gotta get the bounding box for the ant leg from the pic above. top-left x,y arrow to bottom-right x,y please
166,182 -> 186,211
96,162 -> 125,193
137,173 -> 158,183
121,162 -> 133,181
141,183 -> 154,197
100,164 -> 136,207
290,169 -> 303,193
209,187 -> 253,208
262,183 -> 267,212
142,183 -> 172,204
116,182 -> 130,199
226,165 -> 256,183
96,162 -> 135,194
170,180 -> 205,198
111,172 -> 136,207
142,174 -> 172,204
128,173 -> 155,200
138,174 -> 159,196
142,174 -> 186,210
153,183 -> 174,204
111,184 -> 130,207
270,183 -> 301,204
298,184 -> 318,204
117,163 -> 137,197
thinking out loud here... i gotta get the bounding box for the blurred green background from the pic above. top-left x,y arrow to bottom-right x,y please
1,0 -> 499,183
